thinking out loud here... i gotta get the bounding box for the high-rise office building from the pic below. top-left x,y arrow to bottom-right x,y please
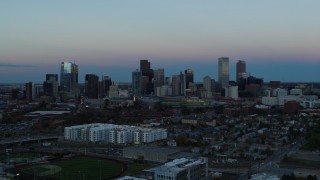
218,57 -> 229,89
33,84 -> 43,99
46,74 -> 58,81
85,74 -> 99,99
225,85 -> 239,99
102,75 -> 112,97
25,82 -> 33,101
236,60 -> 246,82
203,75 -> 212,92
211,79 -> 216,93
132,70 -> 141,97
171,75 -> 181,96
179,72 -> 185,95
184,69 -> 194,89
201,76 -> 213,98
60,62 -> 78,96
140,60 -> 154,95
154,68 -> 165,88
140,60 -> 151,70
43,74 -> 59,99
98,80 -> 104,99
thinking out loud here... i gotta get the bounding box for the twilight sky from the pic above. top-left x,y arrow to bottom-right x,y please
0,0 -> 319,83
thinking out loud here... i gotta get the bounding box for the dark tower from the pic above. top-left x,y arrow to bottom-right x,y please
236,60 -> 246,82
140,60 -> 154,95
85,74 -> 99,99
25,82 -> 33,101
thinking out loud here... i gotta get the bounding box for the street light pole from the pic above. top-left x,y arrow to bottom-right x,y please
99,160 -> 101,180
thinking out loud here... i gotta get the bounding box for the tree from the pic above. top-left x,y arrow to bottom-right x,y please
181,107 -> 191,115
307,175 -> 314,180
283,154 -> 288,162
176,134 -> 188,146
215,105 -> 224,114
190,125 -> 195,131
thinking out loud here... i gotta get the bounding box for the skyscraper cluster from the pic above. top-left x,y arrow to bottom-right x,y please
42,62 -> 117,102
132,60 -> 198,97
130,57 -> 263,99
60,62 -> 79,96
42,62 -> 79,101
38,57 -> 264,103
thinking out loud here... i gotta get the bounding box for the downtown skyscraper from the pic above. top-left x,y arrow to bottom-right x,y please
85,74 -> 99,99
60,62 -> 79,97
218,57 -> 229,89
132,70 -> 141,97
184,69 -> 194,89
154,68 -> 165,88
140,60 -> 154,95
236,60 -> 246,82
43,74 -> 59,99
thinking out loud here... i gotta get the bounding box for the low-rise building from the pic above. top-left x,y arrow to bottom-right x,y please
151,157 -> 208,180
123,146 -> 180,163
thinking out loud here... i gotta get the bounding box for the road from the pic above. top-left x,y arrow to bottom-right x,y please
236,139 -> 304,180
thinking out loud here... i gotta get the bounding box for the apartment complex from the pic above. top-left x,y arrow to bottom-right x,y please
64,123 -> 167,144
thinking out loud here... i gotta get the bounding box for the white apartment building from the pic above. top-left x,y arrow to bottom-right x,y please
64,123 -> 101,142
262,95 -> 305,106
64,123 -> 167,144
272,88 -> 288,97
290,89 -> 303,95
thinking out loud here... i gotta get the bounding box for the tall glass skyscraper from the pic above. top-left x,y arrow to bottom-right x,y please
60,62 -> 78,96
218,57 -> 229,89
132,70 -> 141,97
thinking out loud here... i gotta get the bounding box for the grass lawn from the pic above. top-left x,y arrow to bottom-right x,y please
23,166 -> 49,174
21,156 -> 124,180
0,152 -> 47,162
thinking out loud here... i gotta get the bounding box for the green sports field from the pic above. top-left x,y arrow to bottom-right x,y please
21,156 -> 125,180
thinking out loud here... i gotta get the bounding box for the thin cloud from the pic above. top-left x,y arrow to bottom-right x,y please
0,64 -> 37,68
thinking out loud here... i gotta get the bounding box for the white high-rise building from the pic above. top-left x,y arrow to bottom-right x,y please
225,85 -> 238,99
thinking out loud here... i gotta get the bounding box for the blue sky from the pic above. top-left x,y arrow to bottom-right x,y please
0,0 -> 320,83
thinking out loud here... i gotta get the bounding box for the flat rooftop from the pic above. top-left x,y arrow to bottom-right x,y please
25,111 -> 71,116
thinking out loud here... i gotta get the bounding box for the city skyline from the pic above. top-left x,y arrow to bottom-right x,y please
0,60 -> 319,84
1,1 -> 320,83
